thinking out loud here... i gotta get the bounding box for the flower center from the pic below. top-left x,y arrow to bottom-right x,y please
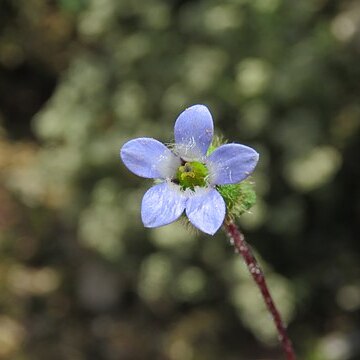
176,161 -> 209,190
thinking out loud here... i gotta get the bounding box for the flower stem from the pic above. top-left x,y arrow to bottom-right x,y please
223,220 -> 296,360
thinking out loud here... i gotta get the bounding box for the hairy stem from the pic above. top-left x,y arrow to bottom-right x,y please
223,220 -> 296,360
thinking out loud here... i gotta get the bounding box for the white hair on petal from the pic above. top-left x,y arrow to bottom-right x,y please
165,179 -> 185,196
205,159 -> 219,185
165,179 -> 212,198
156,151 -> 181,179
173,137 -> 205,162
188,186 -> 212,197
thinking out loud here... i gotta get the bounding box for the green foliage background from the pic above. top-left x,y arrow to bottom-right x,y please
0,0 -> 360,359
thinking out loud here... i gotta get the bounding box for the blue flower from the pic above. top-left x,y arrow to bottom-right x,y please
120,105 -> 259,235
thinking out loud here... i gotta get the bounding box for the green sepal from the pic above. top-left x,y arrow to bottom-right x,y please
206,135 -> 226,156
217,180 -> 256,219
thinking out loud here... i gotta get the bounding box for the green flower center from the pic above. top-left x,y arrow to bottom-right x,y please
176,161 -> 209,190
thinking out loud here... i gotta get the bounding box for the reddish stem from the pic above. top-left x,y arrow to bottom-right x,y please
224,220 -> 296,360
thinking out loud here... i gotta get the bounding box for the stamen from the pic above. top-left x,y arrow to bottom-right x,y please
175,160 -> 209,190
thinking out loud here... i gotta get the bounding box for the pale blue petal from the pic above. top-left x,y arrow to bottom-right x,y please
141,182 -> 186,228
207,144 -> 259,185
174,105 -> 214,159
120,137 -> 180,179
186,188 -> 225,235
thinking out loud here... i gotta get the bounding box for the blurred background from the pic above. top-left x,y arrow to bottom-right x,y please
1,0 -> 360,359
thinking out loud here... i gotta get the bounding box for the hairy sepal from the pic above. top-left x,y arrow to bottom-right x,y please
217,180 -> 256,219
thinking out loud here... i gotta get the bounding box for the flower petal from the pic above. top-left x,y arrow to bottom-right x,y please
141,182 -> 186,228
186,188 -> 225,235
207,143 -> 259,185
120,137 -> 180,179
174,104 -> 214,159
